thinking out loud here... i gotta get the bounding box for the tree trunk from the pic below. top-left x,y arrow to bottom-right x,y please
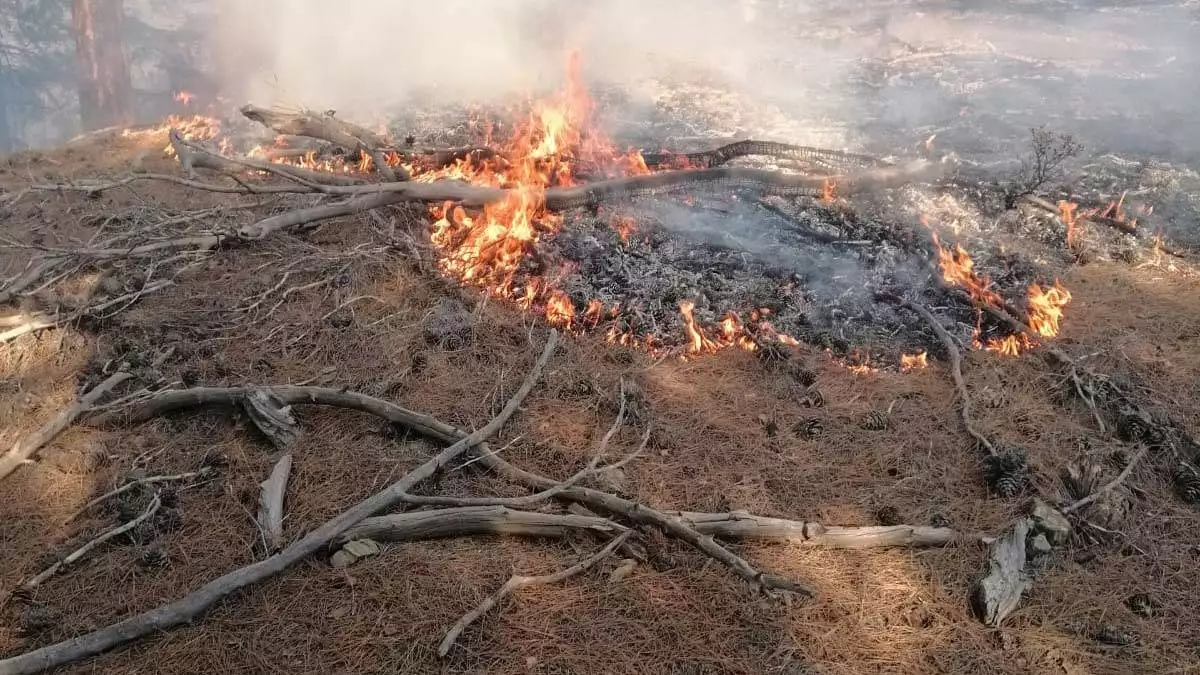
71,0 -> 132,131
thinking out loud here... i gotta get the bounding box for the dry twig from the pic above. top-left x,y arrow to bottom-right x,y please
20,494 -> 162,592
438,530 -> 633,658
68,468 -> 212,521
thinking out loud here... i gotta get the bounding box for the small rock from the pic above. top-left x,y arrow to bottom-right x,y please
1028,533 -> 1053,556
330,539 -> 381,568
1030,499 -> 1072,546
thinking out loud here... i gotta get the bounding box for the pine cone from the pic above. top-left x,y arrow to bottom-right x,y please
787,362 -> 818,387
158,486 -> 179,508
792,418 -> 823,439
1124,593 -> 1159,618
139,547 -> 169,569
986,448 -> 1029,498
1172,463 -> 1200,503
860,410 -> 889,431
875,506 -> 902,526
799,388 -> 824,408
1093,624 -> 1139,647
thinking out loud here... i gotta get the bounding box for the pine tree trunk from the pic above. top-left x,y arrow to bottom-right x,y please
71,0 -> 132,131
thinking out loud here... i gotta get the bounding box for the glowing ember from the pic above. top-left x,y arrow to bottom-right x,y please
900,351 -> 928,372
613,215 -> 637,243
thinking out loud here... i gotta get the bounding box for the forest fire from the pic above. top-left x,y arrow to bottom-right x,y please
934,234 -> 1073,356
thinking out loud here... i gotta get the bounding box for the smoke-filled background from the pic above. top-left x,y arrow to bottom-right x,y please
2,0 -> 1198,164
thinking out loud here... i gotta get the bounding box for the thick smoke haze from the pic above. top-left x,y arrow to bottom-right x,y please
210,1 -> 830,120
210,0 -> 1200,162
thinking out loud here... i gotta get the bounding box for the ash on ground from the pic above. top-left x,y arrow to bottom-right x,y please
544,190 -> 937,361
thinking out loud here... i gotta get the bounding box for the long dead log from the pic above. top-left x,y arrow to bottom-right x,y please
0,331 -> 558,675
336,508 -> 960,550
335,506 -> 626,545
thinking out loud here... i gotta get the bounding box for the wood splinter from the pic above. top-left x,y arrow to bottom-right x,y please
257,453 -> 294,553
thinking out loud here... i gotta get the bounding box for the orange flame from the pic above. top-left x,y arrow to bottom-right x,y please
1026,281 -> 1072,338
900,351 -> 928,372
1058,200 -> 1079,247
932,233 -> 1004,307
173,91 -> 194,105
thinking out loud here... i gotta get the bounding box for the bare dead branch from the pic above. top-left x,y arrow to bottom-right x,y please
20,494 -> 162,592
0,330 -> 558,675
438,530 -> 633,658
0,280 -> 174,344
335,506 -> 627,545
0,371 -> 132,483
677,512 -> 964,548
88,381 -> 809,596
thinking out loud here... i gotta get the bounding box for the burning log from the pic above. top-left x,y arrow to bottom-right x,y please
239,105 -> 403,181
640,139 -> 889,172
240,105 -> 387,153
168,129 -> 366,186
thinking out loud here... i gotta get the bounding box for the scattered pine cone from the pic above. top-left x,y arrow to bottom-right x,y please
875,506 -> 902,526
860,410 -> 889,431
1172,463 -> 1200,504
986,447 -> 1029,498
18,605 -> 61,636
1093,624 -> 1139,647
139,547 -> 169,569
786,362 -> 818,387
792,418 -> 824,439
1124,593 -> 1159,618
798,388 -> 824,408
158,486 -> 179,508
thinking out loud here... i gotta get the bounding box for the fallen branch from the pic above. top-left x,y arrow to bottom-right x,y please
438,530 -> 633,658
168,129 -> 366,186
21,494 -> 162,592
68,468 -> 213,521
0,330 -> 557,675
89,382 -> 811,596
0,371 -> 132,483
335,506 -> 627,545
878,293 -> 998,456
257,453 -> 293,552
970,518 -> 1032,627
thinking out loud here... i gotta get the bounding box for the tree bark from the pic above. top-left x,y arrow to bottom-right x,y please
71,0 -> 133,131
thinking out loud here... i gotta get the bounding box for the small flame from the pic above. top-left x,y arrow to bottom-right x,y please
932,233 -> 1004,306
1058,200 -> 1079,247
173,91 -> 194,105
1026,281 -> 1072,338
822,178 -> 836,203
679,301 -> 719,355
613,215 -> 636,243
900,351 -> 928,372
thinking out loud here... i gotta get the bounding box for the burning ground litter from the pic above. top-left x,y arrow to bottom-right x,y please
3,9 -> 1200,673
